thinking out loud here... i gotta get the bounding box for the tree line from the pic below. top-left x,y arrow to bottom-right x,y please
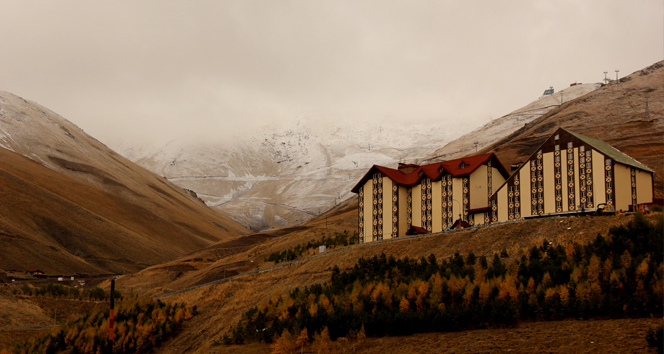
19,283 -> 120,301
1,298 -> 195,354
222,213 -> 663,345
265,230 -> 358,264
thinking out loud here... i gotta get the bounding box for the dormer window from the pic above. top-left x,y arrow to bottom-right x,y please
459,162 -> 467,169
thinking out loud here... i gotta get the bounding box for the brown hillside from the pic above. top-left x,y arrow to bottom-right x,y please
480,61 -> 664,197
100,61 -> 664,353
0,92 -> 248,275
112,204 -> 658,353
0,146 -> 246,275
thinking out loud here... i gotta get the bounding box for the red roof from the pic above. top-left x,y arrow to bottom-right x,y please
451,219 -> 471,229
406,225 -> 429,235
351,153 -> 508,193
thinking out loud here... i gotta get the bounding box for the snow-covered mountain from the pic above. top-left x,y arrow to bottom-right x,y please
113,119 -> 469,230
424,83 -> 600,162
114,84 -> 601,231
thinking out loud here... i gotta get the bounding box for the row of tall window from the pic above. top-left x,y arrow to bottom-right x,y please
605,158 -> 614,205
422,178 -> 433,231
462,178 -> 470,223
441,175 -> 453,228
372,173 -> 383,241
406,187 -> 412,229
392,185 -> 399,238
508,174 -> 520,219
579,147 -> 593,208
358,186 -> 364,243
531,151 -> 544,215
631,168 -> 637,208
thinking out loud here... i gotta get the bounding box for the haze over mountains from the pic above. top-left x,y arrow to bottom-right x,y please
0,92 -> 247,275
0,60 -> 662,353
109,62 -> 663,353
1,61 -> 661,277
113,83 -> 602,231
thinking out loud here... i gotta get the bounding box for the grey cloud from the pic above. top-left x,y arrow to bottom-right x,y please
0,0 -> 661,144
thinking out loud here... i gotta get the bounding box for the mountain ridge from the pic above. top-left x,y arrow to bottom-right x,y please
114,83 -> 601,231
0,91 -> 248,275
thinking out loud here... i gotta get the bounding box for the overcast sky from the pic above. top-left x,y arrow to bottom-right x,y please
1,1 -> 662,145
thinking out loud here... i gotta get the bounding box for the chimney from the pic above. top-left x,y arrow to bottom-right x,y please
398,163 -> 419,174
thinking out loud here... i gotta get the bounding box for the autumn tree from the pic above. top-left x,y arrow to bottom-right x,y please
295,328 -> 309,353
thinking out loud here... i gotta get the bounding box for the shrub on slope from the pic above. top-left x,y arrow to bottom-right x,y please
222,213 -> 663,344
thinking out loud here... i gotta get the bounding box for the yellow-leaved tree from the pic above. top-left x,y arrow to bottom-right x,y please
295,328 -> 309,353
270,330 -> 294,354
313,326 -> 331,353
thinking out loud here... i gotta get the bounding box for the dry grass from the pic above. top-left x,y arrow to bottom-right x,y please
113,211 -> 656,353
0,285 -> 99,348
0,145 -> 248,275
481,60 -> 664,197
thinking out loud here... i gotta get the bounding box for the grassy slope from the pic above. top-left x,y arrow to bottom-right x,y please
0,145 -> 248,275
0,91 -> 249,275
115,61 -> 664,353
4,62 -> 663,353
118,209 -> 659,353
481,61 -> 664,197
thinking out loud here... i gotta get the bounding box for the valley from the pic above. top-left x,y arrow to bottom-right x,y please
1,61 -> 663,353
113,83 -> 602,231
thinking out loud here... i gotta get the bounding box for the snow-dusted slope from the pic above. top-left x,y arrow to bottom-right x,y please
115,120 -> 468,230
0,91 -> 248,274
423,83 -> 600,162
114,84 -> 601,231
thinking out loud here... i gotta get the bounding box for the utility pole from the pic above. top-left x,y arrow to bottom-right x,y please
109,279 -> 115,345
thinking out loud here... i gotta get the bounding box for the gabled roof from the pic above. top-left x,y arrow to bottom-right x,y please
490,127 -> 654,198
451,219 -> 471,229
351,153 -> 509,193
350,164 -> 421,193
564,129 -> 654,173
437,153 -> 509,179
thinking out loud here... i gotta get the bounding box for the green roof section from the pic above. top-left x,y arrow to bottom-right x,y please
563,128 -> 654,173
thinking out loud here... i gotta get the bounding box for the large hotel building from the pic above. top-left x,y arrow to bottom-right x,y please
352,128 -> 654,243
